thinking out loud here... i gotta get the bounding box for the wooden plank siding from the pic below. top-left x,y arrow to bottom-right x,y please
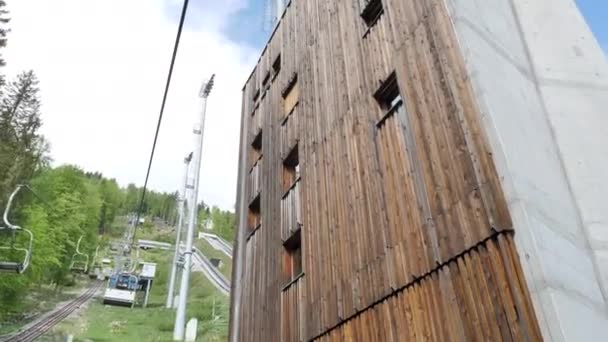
230,0 -> 541,341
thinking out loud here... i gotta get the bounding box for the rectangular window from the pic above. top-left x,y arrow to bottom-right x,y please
247,194 -> 261,236
262,71 -> 271,92
282,144 -> 300,193
251,104 -> 262,138
272,54 -> 281,80
283,229 -> 302,283
361,0 -> 384,28
374,72 -> 401,110
282,74 -> 299,117
374,72 -> 404,128
251,130 -> 262,164
252,88 -> 260,103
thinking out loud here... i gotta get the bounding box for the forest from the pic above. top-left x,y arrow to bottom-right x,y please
0,0 -> 234,321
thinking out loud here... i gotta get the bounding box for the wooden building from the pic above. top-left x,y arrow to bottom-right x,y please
227,0 -> 608,340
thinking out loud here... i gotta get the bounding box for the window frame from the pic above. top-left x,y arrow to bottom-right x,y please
374,72 -> 404,127
281,73 -> 299,119
247,193 -> 261,240
272,54 -> 282,81
281,228 -> 303,289
360,0 -> 384,29
282,144 -> 300,195
250,129 -> 263,164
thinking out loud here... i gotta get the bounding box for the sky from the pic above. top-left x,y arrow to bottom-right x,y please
2,0 -> 606,211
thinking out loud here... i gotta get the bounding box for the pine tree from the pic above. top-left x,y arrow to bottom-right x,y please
0,71 -> 49,208
0,0 -> 9,67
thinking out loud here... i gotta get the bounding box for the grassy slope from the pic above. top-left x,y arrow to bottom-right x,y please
0,278 -> 90,336
52,243 -> 229,341
194,238 -> 233,280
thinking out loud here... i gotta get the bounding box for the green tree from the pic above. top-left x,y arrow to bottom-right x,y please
97,178 -> 123,234
0,71 -> 49,209
0,0 -> 9,67
198,205 -> 235,242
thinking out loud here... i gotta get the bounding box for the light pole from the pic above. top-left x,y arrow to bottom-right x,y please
167,152 -> 193,309
173,74 -> 215,341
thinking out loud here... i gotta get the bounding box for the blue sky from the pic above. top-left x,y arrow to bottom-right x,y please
576,0 -> 608,52
218,0 -> 607,53
5,0 -> 604,211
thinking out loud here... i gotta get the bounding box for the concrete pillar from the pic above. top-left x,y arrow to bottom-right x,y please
443,0 -> 608,340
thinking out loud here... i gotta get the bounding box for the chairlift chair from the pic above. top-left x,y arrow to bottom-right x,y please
0,185 -> 34,274
69,235 -> 89,274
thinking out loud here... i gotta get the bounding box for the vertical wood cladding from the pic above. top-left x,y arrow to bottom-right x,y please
230,0 -> 541,341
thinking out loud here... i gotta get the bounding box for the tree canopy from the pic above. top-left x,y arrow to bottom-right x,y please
198,205 -> 235,242
0,0 -> 235,319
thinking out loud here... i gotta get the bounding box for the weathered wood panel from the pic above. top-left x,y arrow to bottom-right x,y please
313,234 -> 541,342
229,0 -> 540,341
281,277 -> 306,342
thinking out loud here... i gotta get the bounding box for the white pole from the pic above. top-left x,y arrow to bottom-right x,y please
174,75 -> 215,341
167,153 -> 193,309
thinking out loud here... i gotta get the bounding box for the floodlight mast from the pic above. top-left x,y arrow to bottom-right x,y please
166,152 -> 193,309
173,75 -> 215,341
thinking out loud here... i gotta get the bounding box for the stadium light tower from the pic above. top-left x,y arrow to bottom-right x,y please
173,74 -> 215,341
166,152 -> 193,309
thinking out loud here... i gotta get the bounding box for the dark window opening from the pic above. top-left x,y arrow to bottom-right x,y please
361,0 -> 384,28
374,72 -> 401,111
282,74 -> 299,117
262,71 -> 271,92
247,194 -> 261,235
272,54 -> 281,80
252,88 -> 260,103
283,229 -> 302,283
282,144 -> 300,193
251,130 -> 263,163
282,73 -> 298,98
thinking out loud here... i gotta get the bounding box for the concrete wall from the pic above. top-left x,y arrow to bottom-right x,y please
443,0 -> 608,340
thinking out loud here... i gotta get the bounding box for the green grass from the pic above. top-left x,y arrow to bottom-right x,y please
194,238 -> 233,280
50,248 -> 229,341
0,278 -> 90,336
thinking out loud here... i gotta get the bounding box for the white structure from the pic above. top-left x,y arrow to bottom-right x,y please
201,218 -> 213,231
174,75 -> 215,341
445,0 -> 608,340
167,153 -> 192,309
199,232 -> 233,258
185,319 -> 198,342
139,262 -> 157,279
139,262 -> 157,308
103,273 -> 139,308
138,239 -> 172,250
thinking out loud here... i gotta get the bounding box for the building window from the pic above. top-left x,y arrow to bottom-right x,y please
252,88 -> 260,103
361,0 -> 384,28
282,144 -> 300,193
262,71 -> 271,96
374,72 -> 404,127
282,74 -> 299,117
251,130 -> 262,164
247,194 -> 261,237
272,54 -> 281,80
282,229 -> 302,284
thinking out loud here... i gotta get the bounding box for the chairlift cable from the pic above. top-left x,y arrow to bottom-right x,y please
131,0 -> 191,245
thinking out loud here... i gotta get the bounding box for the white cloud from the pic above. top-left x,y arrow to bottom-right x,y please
4,0 -> 259,210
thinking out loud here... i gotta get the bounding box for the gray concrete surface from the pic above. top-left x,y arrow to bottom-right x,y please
445,0 -> 608,340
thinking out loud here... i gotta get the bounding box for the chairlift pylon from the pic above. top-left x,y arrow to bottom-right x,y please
69,235 -> 89,274
0,185 -> 34,274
